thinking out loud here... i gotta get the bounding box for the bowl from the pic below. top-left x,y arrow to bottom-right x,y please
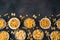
8,17 -> 20,29
39,18 -> 51,29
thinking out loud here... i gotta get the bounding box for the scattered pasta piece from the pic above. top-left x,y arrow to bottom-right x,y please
33,15 -> 37,19
52,18 -> 56,22
19,15 -> 25,19
4,13 -> 8,16
56,14 -> 60,17
11,13 -> 16,16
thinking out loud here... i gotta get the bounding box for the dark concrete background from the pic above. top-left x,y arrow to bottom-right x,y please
0,0 -> 59,17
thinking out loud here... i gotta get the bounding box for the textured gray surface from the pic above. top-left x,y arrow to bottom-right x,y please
0,0 -> 60,16
0,0 -> 53,16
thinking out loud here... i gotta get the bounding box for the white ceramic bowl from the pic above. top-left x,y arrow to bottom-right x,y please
40,18 -> 51,29
8,17 -> 20,29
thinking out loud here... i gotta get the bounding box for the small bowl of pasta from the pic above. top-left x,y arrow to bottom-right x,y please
0,31 -> 9,40
15,30 -> 26,40
39,18 -> 51,29
33,29 -> 44,40
8,17 -> 20,29
24,18 -> 36,29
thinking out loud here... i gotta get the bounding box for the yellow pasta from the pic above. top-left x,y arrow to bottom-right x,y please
50,31 -> 60,40
24,18 -> 35,29
15,30 -> 26,40
33,29 -> 44,40
39,18 -> 51,29
0,18 -> 6,29
0,31 -> 9,40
